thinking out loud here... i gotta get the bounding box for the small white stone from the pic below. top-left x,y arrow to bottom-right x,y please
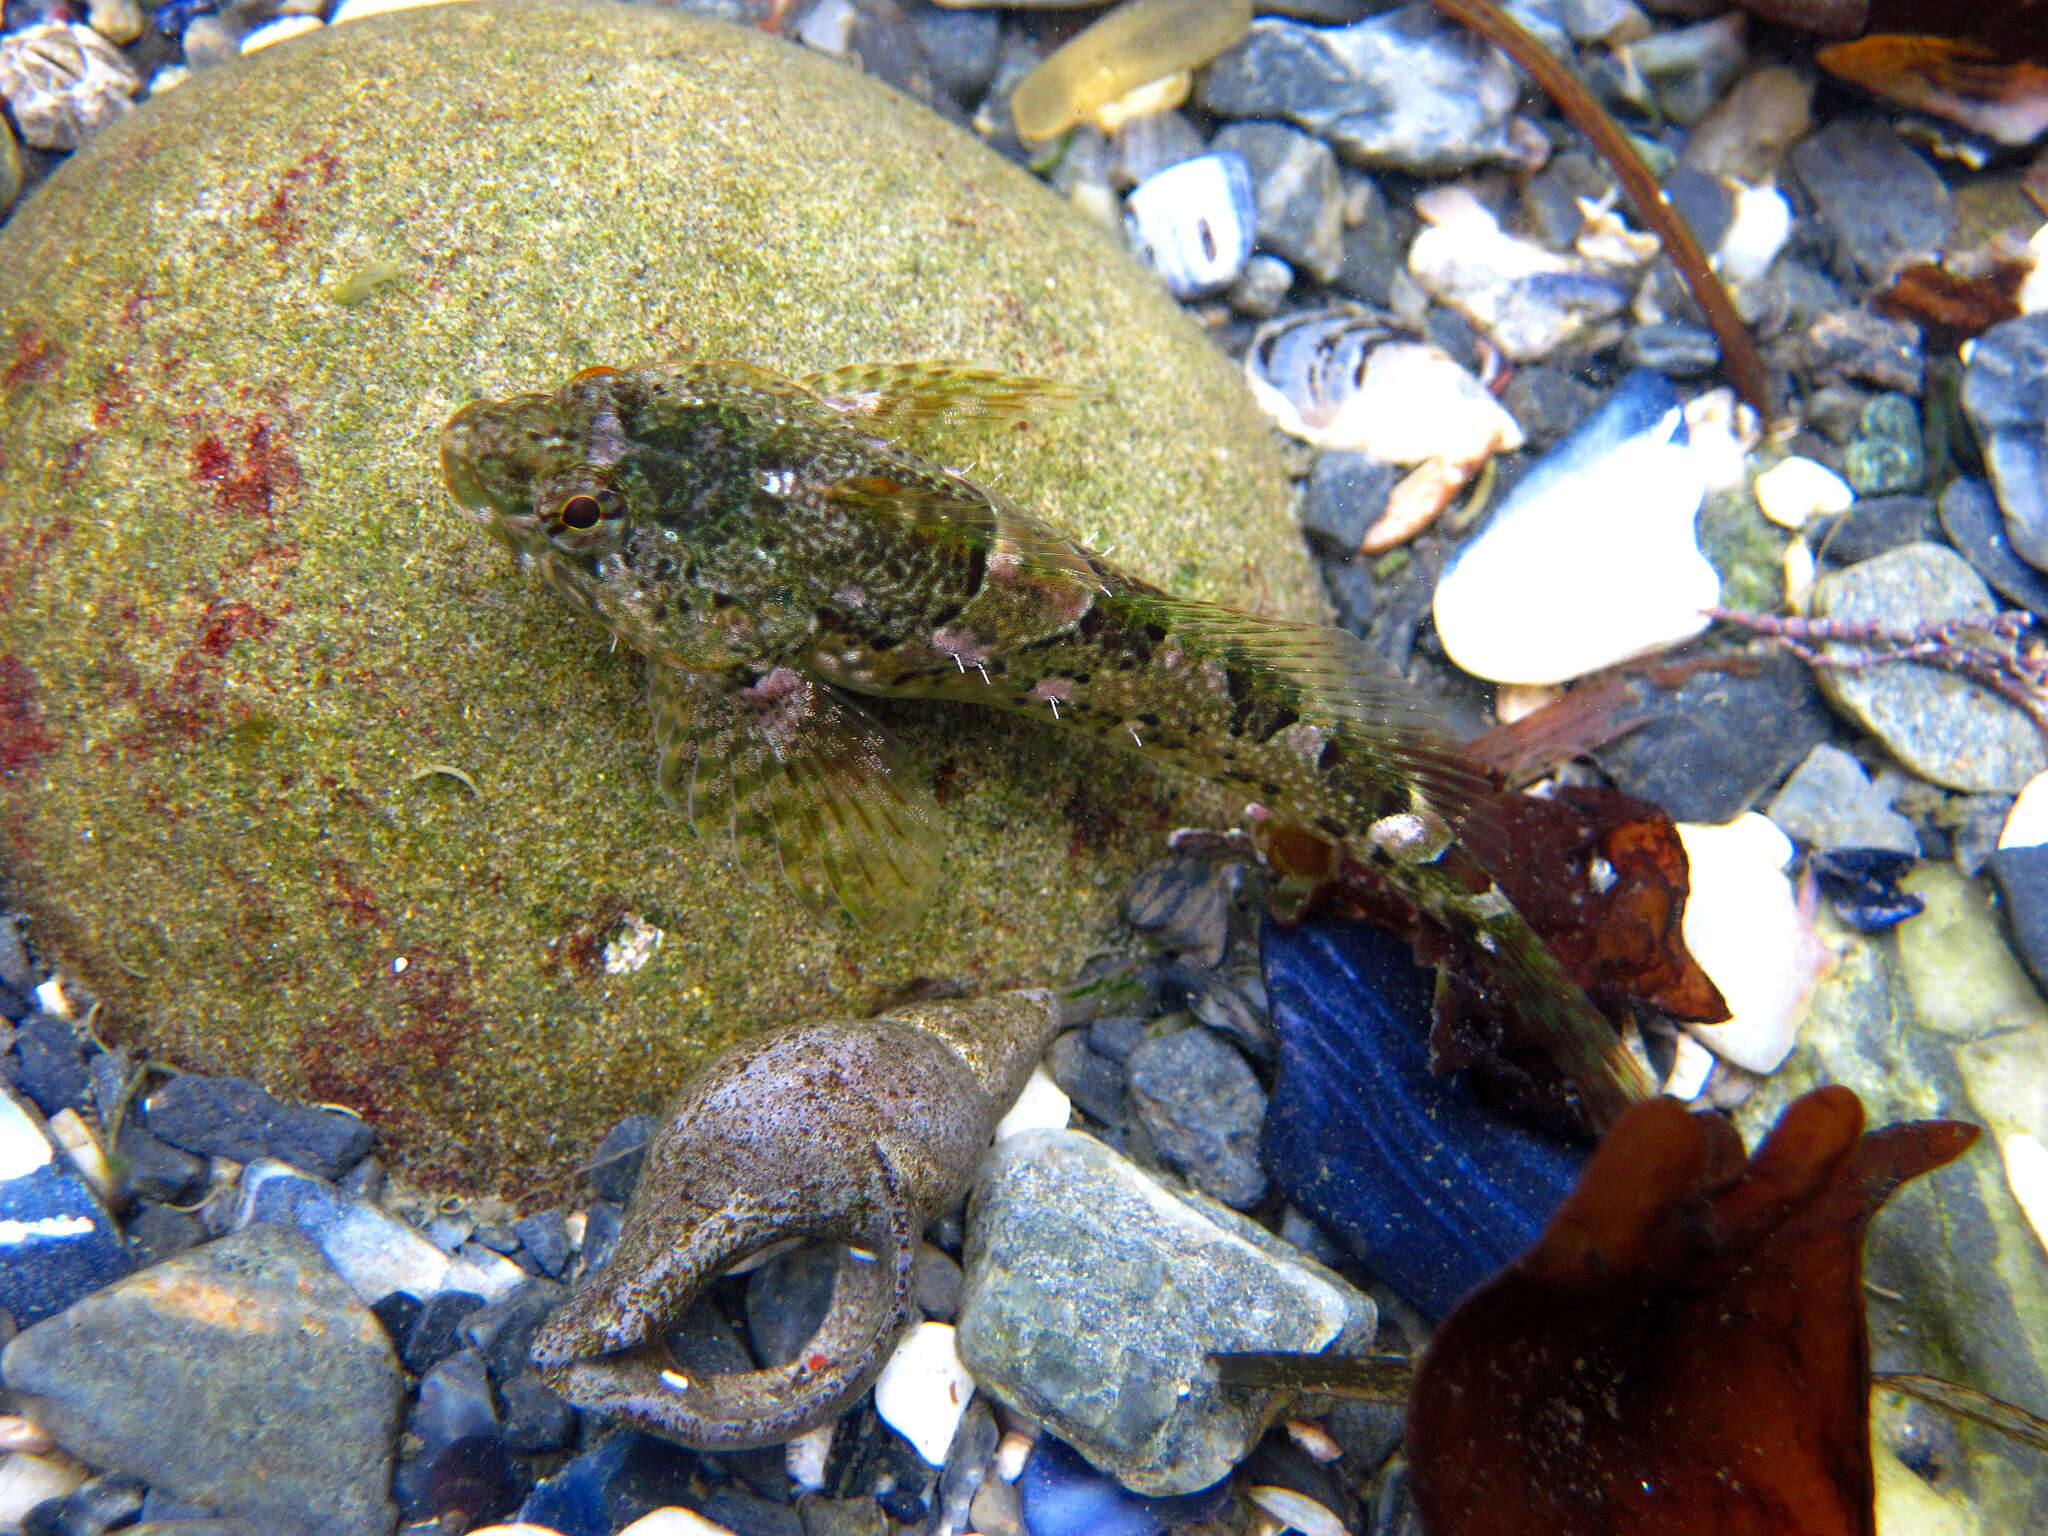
1247,1486 -> 1348,1536
1782,536 -> 1816,611
0,1451 -> 89,1527
1124,152 -> 1255,299
1494,682 -> 1562,725
332,0 -> 471,20
1999,1133 -> 2048,1253
795,0 -> 856,56
1681,386 -> 1756,492
32,978 -> 71,1019
1999,770 -> 2048,849
873,1321 -> 976,1465
995,1064 -> 1069,1141
240,14 -> 323,52
0,1419 -> 53,1456
1676,814 -> 1822,1075
1753,456 -> 1853,530
615,1511 -> 737,1536
0,1091 -> 54,1183
994,1428 -> 1035,1480
46,1110 -> 111,1198
785,1422 -> 834,1492
2021,222 -> 2047,316
1662,1029 -> 1716,1101
1715,182 -> 1793,286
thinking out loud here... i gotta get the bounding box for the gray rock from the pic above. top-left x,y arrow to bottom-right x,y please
232,1159 -> 525,1304
1625,12 -> 1746,124
1733,896 -> 2048,1530
1227,253 -> 1293,320
1803,307 -> 1925,394
1,1224 -> 405,1536
1809,543 -> 2047,793
1332,174 -> 1401,307
143,1073 -> 375,1181
1126,1028 -> 1268,1209
906,3 -> 998,106
957,1128 -> 1374,1495
457,1275 -> 566,1382
1303,450 -> 1397,556
1814,493 -> 1939,564
745,1242 -> 839,1368
0,21 -> 138,150
179,15 -> 240,68
1937,477 -> 2048,622
1497,363 -> 1599,449
1622,321 -> 1719,376
1844,390 -> 1923,497
1200,7 -> 1525,175
1764,742 -> 1921,855
1788,117 -> 1954,284
1048,1029 -> 1126,1126
1960,313 -> 2048,574
1108,110 -> 1205,191
0,1085 -> 131,1326
1210,121 -> 1343,284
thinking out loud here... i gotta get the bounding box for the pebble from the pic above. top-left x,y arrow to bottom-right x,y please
1300,450 -> 1396,560
143,1072 -> 375,1181
957,1127 -> 1373,1495
1260,916 -> 1585,1322
873,1320 -> 976,1465
1960,314 -> 2048,574
1245,309 -> 1522,462
2001,772 -> 2048,851
0,21 -> 138,151
395,1347 -> 523,1526
1788,117 -> 1955,283
500,1369 -> 578,1454
1714,181 -> 1794,287
510,1208 -> 573,1280
1766,743 -> 1922,855
994,1064 -> 1072,1142
0,1085 -> 130,1328
11,1010 -> 90,1118
1565,0 -> 1650,46
1124,1027 -> 1267,1208
1407,186 -> 1633,362
0,1453 -> 89,1529
1844,391 -> 1925,497
515,1431 -> 700,1536
1121,854 -> 1232,965
1937,478 -> 2048,621
400,1288 -> 487,1374
1225,253 -> 1292,319
1620,321 -> 1719,376
241,13 -> 323,50
1590,653 -> 1833,825
1681,64 -> 1812,182
1754,455 -> 1854,530
232,1157 -> 526,1304
1047,1031 -> 1127,1127
1432,368 -> 1719,684
1122,151 -> 1256,299
1817,492 -> 1941,564
618,1511 -> 739,1536
1812,848 -> 1925,934
1496,363 -> 1600,450
1014,1435 -> 1228,1536
86,0 -> 144,44
1108,109 -> 1204,190
585,1113 -> 660,1206
1,1224 -> 403,1535
744,1242 -> 838,1368
1809,543 -> 2047,793
907,5 -> 998,107
460,1275 -> 568,1382
1675,814 -> 1825,1074
1619,11 -> 1747,124
1199,10 -> 1525,175
1209,121 -> 1343,284
1803,307 -> 1926,395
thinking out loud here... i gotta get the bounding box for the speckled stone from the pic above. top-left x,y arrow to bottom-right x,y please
0,2 -> 1313,1194
1808,543 -> 2046,793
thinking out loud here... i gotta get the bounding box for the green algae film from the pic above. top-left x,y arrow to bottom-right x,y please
0,0 -> 1312,1195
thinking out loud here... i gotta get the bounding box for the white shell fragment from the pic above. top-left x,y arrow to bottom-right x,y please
1243,309 -> 1522,461
785,1422 -> 834,1492
873,1321 -> 977,1465
1432,370 -> 1717,684
1754,455 -> 1853,530
994,1064 -> 1071,1141
1124,151 -> 1256,299
1675,815 -> 1825,1076
2000,770 -> 2048,850
0,21 -> 139,151
1407,185 -> 1632,360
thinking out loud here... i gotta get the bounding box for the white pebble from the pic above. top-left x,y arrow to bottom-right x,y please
46,1110 -> 112,1198
1998,1134 -> 2048,1253
332,0 -> 471,20
616,1511 -> 737,1536
2022,220 -> 2048,317
994,1428 -> 1036,1480
1715,182 -> 1792,286
1681,386 -> 1756,492
1753,456 -> 1852,530
872,1321 -> 976,1465
1494,682 -> 1562,725
240,14 -> 322,52
1999,770 -> 2048,849
994,1064 -> 1069,1141
1782,536 -> 1816,611
1662,1029 -> 1716,1101
1248,1486 -> 1348,1536
1675,814 -> 1823,1075
785,1422 -> 834,1492
0,1451 -> 89,1527
0,1419 -> 52,1455
1124,152 -> 1255,299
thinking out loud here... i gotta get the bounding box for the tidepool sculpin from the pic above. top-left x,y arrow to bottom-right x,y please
440,358 -> 1656,1445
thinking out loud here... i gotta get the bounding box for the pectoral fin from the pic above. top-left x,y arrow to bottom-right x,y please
797,360 -> 1093,439
649,663 -> 944,933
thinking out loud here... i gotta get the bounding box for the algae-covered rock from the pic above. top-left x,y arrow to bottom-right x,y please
0,1 -> 1314,1192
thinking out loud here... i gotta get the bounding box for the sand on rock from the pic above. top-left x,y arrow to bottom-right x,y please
0,0 -> 1314,1193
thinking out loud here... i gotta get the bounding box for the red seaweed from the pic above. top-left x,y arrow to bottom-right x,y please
1407,1087 -> 1978,1536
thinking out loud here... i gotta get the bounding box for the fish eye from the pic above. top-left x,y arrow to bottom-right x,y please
560,494 -> 604,530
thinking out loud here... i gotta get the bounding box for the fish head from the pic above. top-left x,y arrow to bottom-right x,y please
440,365 -> 810,670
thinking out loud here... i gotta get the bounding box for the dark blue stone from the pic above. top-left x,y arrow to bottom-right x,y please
1989,844 -> 2048,997
402,1289 -> 486,1375
1259,915 -> 1587,1322
586,1114 -> 660,1205
499,1368 -> 578,1453
1938,477 -> 2048,622
702,1486 -> 804,1536
152,0 -> 215,38
395,1348 -> 525,1524
517,1430 -> 700,1536
575,1198 -> 625,1281
141,1074 -> 374,1181
12,1012 -> 91,1119
1811,848 -> 1924,933
458,1276 -> 567,1382
511,1208 -> 573,1280
0,1089 -> 132,1326
1017,1436 -> 1229,1536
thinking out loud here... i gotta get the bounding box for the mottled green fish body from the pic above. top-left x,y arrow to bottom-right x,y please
440,358 -> 1652,1126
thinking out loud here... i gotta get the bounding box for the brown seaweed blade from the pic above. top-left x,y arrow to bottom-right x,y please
1427,0 -> 1774,416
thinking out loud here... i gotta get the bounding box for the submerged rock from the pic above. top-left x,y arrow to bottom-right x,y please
0,0 -> 1313,1195
956,1127 -> 1374,1495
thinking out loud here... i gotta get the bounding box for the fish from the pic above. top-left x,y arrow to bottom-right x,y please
439,356 -> 1659,1444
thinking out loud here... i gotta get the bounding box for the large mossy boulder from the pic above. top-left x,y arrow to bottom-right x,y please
0,0 -> 1314,1192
